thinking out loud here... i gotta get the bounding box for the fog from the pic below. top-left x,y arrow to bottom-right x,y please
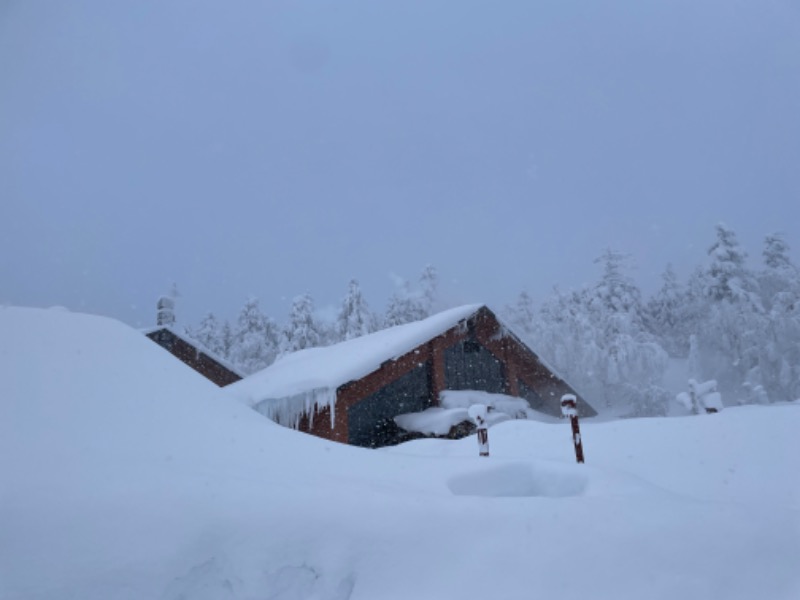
2,0 -> 798,326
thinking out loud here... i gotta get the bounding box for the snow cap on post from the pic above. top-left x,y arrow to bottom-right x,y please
561,394 -> 577,417
468,403 -> 488,426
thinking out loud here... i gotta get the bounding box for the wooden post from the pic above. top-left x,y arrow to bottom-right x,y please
561,394 -> 584,464
476,426 -> 489,457
468,404 -> 490,457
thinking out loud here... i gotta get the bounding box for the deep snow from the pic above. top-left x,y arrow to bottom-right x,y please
1,307 -> 799,600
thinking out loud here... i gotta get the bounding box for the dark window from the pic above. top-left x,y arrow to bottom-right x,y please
347,361 -> 432,448
444,338 -> 505,394
463,340 -> 481,353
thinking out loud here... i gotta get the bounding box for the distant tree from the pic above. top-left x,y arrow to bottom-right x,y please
645,264 -> 687,357
219,320 -> 235,361
533,286 -> 602,393
754,233 -> 800,401
505,291 -> 536,339
705,223 -> 760,306
385,278 -> 426,327
687,334 -> 701,381
281,293 -> 322,355
589,250 -> 668,415
419,264 -> 439,317
186,312 -> 225,357
532,250 -> 668,417
759,233 -> 798,310
337,279 -> 374,341
698,224 -> 765,397
232,298 -> 280,374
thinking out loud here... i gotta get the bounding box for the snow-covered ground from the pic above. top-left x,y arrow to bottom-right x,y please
1,307 -> 799,600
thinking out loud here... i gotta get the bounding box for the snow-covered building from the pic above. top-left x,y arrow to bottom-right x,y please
227,305 -> 595,448
144,326 -> 243,387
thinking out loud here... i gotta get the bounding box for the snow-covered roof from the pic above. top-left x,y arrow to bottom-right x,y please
227,305 -> 483,412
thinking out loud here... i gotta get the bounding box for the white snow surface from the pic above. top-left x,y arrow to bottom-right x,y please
394,390 -> 548,436
394,407 -> 473,436
2,306 -> 800,600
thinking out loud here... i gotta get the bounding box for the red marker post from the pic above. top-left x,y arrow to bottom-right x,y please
468,404 -> 490,457
560,394 -> 584,464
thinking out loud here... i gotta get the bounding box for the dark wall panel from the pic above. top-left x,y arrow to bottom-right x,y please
444,338 -> 505,394
347,361 -> 432,448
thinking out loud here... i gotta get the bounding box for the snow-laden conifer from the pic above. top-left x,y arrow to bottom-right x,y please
754,233 -> 800,401
697,224 -> 766,398
532,251 -> 668,417
385,278 -> 426,327
419,264 -> 439,317
505,291 -> 536,340
186,312 -> 225,357
645,265 -> 685,357
337,279 -> 374,341
232,298 -> 280,374
281,293 -> 322,355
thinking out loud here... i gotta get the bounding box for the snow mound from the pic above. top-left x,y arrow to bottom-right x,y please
3,306 -> 800,600
448,461 -> 587,498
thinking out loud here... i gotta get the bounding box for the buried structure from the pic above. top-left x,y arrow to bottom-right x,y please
227,305 -> 596,448
142,295 -> 243,387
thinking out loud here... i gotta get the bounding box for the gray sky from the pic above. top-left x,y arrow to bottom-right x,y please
2,0 -> 799,327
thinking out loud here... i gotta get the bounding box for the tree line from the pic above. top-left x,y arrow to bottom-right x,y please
505,224 -> 800,416
181,265 -> 439,376
177,224 -> 800,417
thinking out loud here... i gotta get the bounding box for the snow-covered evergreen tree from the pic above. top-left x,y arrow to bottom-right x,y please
759,233 -> 799,310
385,278 -> 426,327
337,279 -> 374,341
645,264 -> 686,357
532,251 -> 668,417
419,264 -> 439,317
219,320 -> 235,362
754,233 -> 800,401
698,224 -> 765,399
505,291 -> 536,339
589,250 -> 668,415
231,298 -> 280,375
281,293 -> 322,355
533,287 -> 603,394
590,249 -> 645,320
705,223 -> 761,307
186,312 -> 225,357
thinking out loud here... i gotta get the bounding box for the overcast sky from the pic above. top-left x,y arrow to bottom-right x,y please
2,0 -> 799,327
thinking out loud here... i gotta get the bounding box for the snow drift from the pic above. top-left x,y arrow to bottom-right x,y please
1,307 -> 799,600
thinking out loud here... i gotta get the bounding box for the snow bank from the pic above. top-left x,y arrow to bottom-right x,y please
447,461 -> 588,497
2,306 -> 799,600
442,389 -> 561,422
394,390 -> 559,437
394,406 -> 470,435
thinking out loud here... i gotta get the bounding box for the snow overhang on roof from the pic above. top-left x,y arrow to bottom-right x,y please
226,304 -> 484,409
